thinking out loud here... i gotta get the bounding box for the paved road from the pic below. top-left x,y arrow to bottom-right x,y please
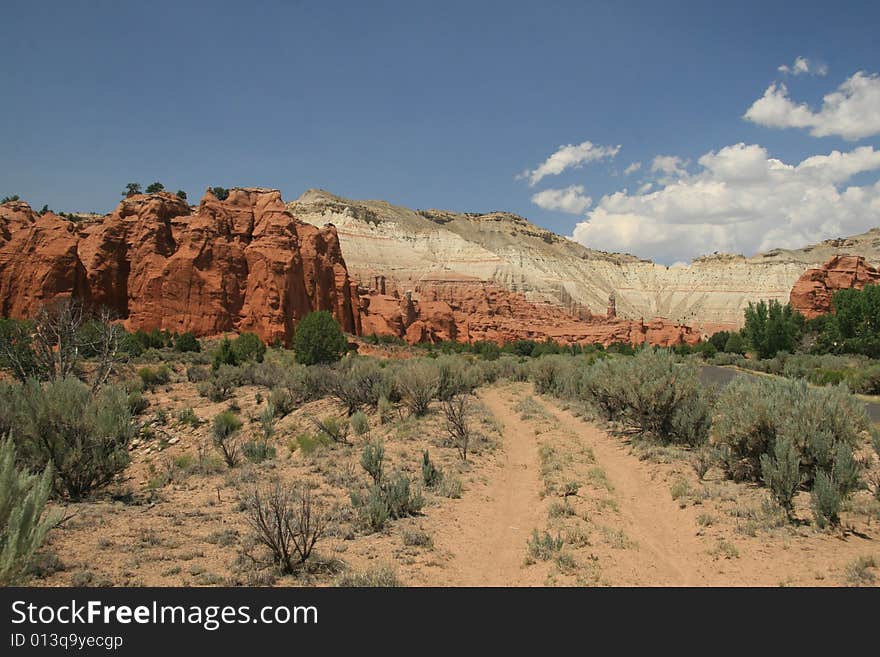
700,365 -> 880,423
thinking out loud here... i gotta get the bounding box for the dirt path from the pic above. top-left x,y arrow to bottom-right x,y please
537,396 -> 710,585
416,383 -> 878,587
420,387 -> 548,585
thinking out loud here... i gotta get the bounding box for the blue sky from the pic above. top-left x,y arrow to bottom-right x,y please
2,0 -> 879,263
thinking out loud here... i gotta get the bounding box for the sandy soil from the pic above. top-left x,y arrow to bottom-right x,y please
26,375 -> 880,587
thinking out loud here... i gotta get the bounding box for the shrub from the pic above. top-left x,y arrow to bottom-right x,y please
350,411 -> 370,436
326,359 -> 384,414
293,311 -> 348,365
0,436 -> 61,585
435,355 -> 478,401
137,364 -> 171,389
351,485 -> 389,532
580,348 -> 711,445
232,333 -> 265,364
242,439 -> 275,464
13,378 -> 132,499
398,360 -> 439,416
759,436 -> 803,515
360,439 -> 384,485
211,186 -> 229,201
442,392 -> 473,461
714,377 -> 866,487
198,364 -> 241,402
336,565 -> 399,587
527,530 -> 564,561
243,485 -> 327,573
382,472 -> 424,519
310,416 -> 350,444
811,470 -> 841,529
421,450 -> 441,488
174,332 -> 201,353
212,411 -> 242,467
268,387 -> 295,417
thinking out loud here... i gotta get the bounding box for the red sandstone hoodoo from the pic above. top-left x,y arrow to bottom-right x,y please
0,190 -> 699,347
789,255 -> 880,319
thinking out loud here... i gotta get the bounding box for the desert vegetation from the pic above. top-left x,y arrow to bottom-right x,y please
1,298 -> 878,587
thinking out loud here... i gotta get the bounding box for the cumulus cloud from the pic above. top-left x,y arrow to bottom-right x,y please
651,155 -> 689,177
530,185 -> 593,214
777,56 -> 827,77
744,71 -> 880,140
519,140 -> 620,186
623,161 -> 642,175
570,143 -> 880,264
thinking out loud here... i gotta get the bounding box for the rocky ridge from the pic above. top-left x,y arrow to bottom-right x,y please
289,189 -> 880,330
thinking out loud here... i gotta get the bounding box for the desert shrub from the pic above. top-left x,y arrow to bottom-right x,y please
759,436 -> 803,514
186,364 -> 210,382
382,472 -> 424,519
0,436 -> 61,585
435,354 -> 478,401
310,416 -> 350,444
336,565 -> 399,587
232,333 -> 266,364
293,311 -> 348,365
351,485 -> 390,532
398,360 -> 439,416
442,392 -> 473,461
137,364 -> 171,389
126,388 -> 149,415
811,470 -> 841,529
437,473 -> 462,498
293,432 -> 329,455
198,364 -> 242,402
527,530 -> 564,561
176,407 -> 202,428
242,439 -> 276,464
242,484 -> 327,573
580,348 -> 711,445
360,438 -> 384,485
268,387 -> 295,417
326,359 -> 384,414
421,450 -> 442,488
530,355 -> 568,395
714,377 -> 866,487
377,396 -> 395,425
13,378 -> 132,499
212,411 -> 242,467
350,411 -> 370,436
173,332 -> 201,353
496,355 -> 530,382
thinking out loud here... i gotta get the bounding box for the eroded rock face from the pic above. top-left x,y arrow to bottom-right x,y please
358,280 -> 701,347
789,255 -> 880,318
0,190 -> 360,343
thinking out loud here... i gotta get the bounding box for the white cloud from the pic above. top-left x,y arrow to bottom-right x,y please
623,161 -> 642,175
530,185 -> 592,214
651,155 -> 687,178
777,56 -> 827,77
520,140 -> 620,186
570,143 -> 880,264
745,71 -> 880,140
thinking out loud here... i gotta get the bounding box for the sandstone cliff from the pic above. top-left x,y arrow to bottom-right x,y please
358,279 -> 701,347
0,189 -> 360,344
789,255 -> 880,319
290,189 -> 880,331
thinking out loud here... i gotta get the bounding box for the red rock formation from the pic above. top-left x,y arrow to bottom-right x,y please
789,255 -> 880,319
357,280 -> 700,347
0,190 -> 360,344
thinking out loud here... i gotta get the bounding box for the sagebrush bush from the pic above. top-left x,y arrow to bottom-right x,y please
137,364 -> 171,389
577,348 -> 711,445
212,411 -> 242,467
442,392 -> 473,461
382,472 -> 424,519
398,360 -> 439,416
350,411 -> 370,436
421,450 -> 442,488
326,359 -> 384,414
759,436 -> 803,514
810,470 -> 841,529
12,378 -> 133,499
242,484 -> 327,573
714,377 -> 866,487
0,436 -> 61,585
360,438 -> 384,485
435,355 -> 478,401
